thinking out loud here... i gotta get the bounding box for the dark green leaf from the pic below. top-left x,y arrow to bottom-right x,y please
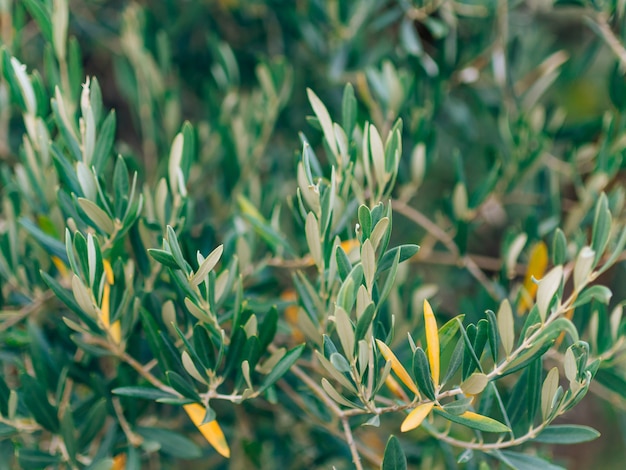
92,110 -> 116,172
21,374 -> 60,433
148,249 -> 180,269
382,435 -> 407,470
112,387 -> 178,400
358,205 -> 372,239
412,347 -> 436,400
355,303 -> 376,342
17,449 -> 61,469
166,371 -> 200,401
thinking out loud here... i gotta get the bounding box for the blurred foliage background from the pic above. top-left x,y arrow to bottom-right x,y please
2,0 -> 626,469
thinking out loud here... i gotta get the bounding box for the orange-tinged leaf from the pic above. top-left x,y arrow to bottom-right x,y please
339,239 -> 360,255
518,241 -> 548,314
423,300 -> 440,387
555,294 -> 576,347
384,374 -> 409,401
375,339 -> 419,396
51,256 -> 68,277
101,282 -> 121,344
401,402 -> 435,432
103,259 -> 115,284
184,404 -> 230,458
112,453 -> 126,470
280,289 -> 305,343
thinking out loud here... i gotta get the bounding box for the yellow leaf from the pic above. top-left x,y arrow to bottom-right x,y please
384,375 -> 409,401
103,259 -> 115,284
423,300 -> 440,387
518,241 -> 548,314
101,282 -> 121,344
184,404 -> 230,458
51,256 -> 69,278
401,402 -> 435,432
375,339 -> 419,396
111,453 -> 126,470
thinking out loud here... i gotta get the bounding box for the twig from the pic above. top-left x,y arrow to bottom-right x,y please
342,415 -> 364,470
392,199 -> 503,300
112,397 -> 143,447
587,13 -> 626,70
276,378 -> 383,467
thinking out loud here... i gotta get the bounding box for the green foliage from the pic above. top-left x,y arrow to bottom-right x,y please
1,0 -> 626,469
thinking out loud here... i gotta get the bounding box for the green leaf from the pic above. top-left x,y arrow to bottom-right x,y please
257,344 -> 304,394
342,83 -> 357,136
552,229 -> 567,265
572,285 -> 612,307
78,399 -> 107,449
0,422 -> 17,437
381,435 -> 407,470
41,272 -> 99,332
77,198 -> 115,234
433,408 -> 509,433
17,449 -> 61,469
21,374 -> 60,433
355,303 -> 376,342
60,409 -> 77,463
533,425 -> 600,444
92,110 -> 116,172
591,193 -> 611,265
112,387 -> 178,400
166,371 -> 200,401
358,205 -> 372,239
22,0 -> 53,44
336,245 -> 353,280
19,218 -> 68,263
377,244 -> 419,273
412,347 -> 436,400
135,427 -> 202,459
486,309 -> 499,363
491,450 -> 565,470
442,396 -> 473,415
148,249 -> 180,269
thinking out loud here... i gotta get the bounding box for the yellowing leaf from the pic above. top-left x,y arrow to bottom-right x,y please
280,290 -> 304,343
518,241 -> 548,314
401,402 -> 435,432
444,410 -> 509,433
184,404 -> 230,458
101,283 -> 121,344
51,256 -> 69,278
375,339 -> 419,396
112,453 -> 126,470
384,374 -> 409,401
423,300 -> 440,387
103,259 -> 114,284
339,239 -> 360,255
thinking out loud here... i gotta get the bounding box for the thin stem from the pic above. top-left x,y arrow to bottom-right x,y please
392,199 -> 502,300
112,397 -> 143,447
341,415 -> 364,470
587,13 -> 626,70
425,419 -> 550,451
